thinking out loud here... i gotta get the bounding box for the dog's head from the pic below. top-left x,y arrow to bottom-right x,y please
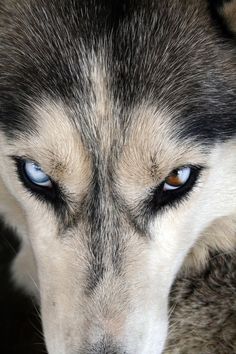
1,1 -> 236,353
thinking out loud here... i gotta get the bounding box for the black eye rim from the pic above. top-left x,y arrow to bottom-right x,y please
12,156 -> 202,219
12,156 -> 58,200
11,156 -> 73,223
149,165 -> 203,214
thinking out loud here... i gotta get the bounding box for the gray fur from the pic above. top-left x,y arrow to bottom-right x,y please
0,0 -> 236,353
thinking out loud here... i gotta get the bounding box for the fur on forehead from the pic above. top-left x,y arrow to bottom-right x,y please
116,104 -> 208,203
8,100 -> 93,196
10,97 -> 208,193
1,0 -> 236,146
0,0 -> 236,140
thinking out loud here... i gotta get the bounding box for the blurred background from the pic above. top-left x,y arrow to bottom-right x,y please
0,220 -> 46,354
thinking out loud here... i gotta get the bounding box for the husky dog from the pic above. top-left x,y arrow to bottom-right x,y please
0,0 -> 236,353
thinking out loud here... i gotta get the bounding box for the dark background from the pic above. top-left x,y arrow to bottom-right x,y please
0,220 -> 46,354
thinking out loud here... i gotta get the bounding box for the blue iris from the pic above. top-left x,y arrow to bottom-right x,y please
24,161 -> 52,187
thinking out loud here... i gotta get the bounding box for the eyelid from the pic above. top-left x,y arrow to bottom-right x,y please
161,164 -> 204,193
147,165 -> 204,215
11,155 -> 40,168
11,155 -> 50,178
11,156 -> 70,213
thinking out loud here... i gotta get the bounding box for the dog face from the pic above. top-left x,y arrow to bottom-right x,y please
1,1 -> 236,353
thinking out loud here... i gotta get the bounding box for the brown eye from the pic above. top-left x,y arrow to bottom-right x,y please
163,167 -> 191,191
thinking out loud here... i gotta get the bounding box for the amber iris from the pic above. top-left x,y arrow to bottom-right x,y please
165,170 -> 183,187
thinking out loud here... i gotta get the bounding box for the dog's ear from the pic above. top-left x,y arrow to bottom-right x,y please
209,0 -> 236,37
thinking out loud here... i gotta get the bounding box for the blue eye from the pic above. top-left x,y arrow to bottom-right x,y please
24,161 -> 52,187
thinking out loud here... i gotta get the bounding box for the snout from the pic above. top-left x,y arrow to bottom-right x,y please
37,214 -> 170,354
41,265 -> 169,354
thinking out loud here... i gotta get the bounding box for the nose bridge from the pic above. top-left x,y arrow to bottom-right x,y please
81,177 -> 132,339
85,170 -> 125,292
73,179 -> 156,354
